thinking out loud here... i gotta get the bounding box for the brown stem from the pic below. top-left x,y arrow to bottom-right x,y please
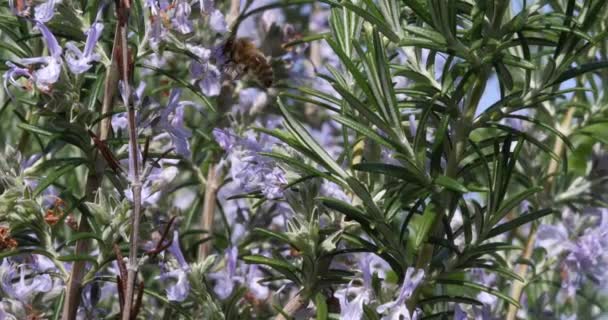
228,0 -> 240,26
198,163 -> 219,259
505,107 -> 575,320
61,21 -> 121,320
121,15 -> 142,320
274,292 -> 307,320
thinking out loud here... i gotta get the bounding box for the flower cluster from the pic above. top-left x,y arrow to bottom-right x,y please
1,0 -> 608,319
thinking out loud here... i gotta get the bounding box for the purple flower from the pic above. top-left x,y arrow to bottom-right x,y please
146,0 -> 170,48
320,181 -> 349,202
408,114 -> 417,137
160,88 -> 197,157
158,230 -> 191,302
209,9 -> 227,34
454,304 -> 495,320
213,128 -> 287,198
244,265 -> 269,300
33,0 -> 57,23
536,223 -> 569,258
260,9 -> 285,32
158,267 -> 190,302
0,261 -> 53,302
334,283 -> 369,320
8,22 -> 62,92
208,246 -> 242,299
36,23 -> 61,57
536,210 -> 608,300
3,62 -> 33,93
234,88 -> 269,114
200,64 -> 221,96
188,45 -> 221,97
376,267 -> 424,320
213,128 -> 237,150
453,304 -> 467,320
200,0 -> 214,14
125,160 -> 178,206
172,0 -> 193,34
65,22 -> 104,74
168,230 -> 189,270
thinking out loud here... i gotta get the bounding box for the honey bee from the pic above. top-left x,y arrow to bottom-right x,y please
220,36 -> 274,88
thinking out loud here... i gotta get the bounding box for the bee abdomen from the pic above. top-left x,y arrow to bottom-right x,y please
251,61 -> 273,87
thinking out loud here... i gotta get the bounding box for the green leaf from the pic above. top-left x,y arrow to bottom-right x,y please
319,197 -> 373,226
577,122 -> 608,144
254,228 -> 291,244
550,61 -> 608,85
352,162 -> 427,185
243,255 -> 300,284
464,243 -> 522,259
411,203 -> 437,251
332,115 -> 394,150
462,262 -> 525,283
66,232 -> 103,246
138,63 -> 215,112
434,175 -> 469,193
486,209 -> 555,239
17,123 -> 54,136
57,254 -> 99,268
279,99 -> 348,180
315,293 -> 328,320
491,186 -> 543,227
320,0 -> 400,42
34,163 -> 83,196
437,278 -> 521,307
419,295 -> 483,306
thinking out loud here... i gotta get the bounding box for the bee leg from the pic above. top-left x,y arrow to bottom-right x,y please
233,65 -> 247,81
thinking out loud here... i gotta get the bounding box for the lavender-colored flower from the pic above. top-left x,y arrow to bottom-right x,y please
213,128 -> 237,150
244,265 -> 269,300
408,114 -> 417,137
0,261 -> 53,302
376,267 -> 425,320
9,22 -> 62,92
536,222 -> 569,258
310,121 -> 344,159
201,64 -> 221,96
125,160 -> 178,206
168,230 -> 189,270
3,62 -> 32,93
208,246 -> 242,299
113,82 -> 148,130
159,267 -> 190,302
160,88 -> 197,157
334,283 -> 369,320
33,0 -> 57,23
65,22 -> 104,74
200,0 -> 214,14
165,233 -> 191,301
234,88 -> 269,114
454,304 -> 496,320
146,0 -> 170,48
209,9 -> 227,34
214,128 -> 288,199
172,0 -> 193,34
260,167 -> 288,199
453,304 -> 467,320
260,9 -> 285,32
320,181 -> 349,202
188,45 -> 222,97
156,231 -> 191,302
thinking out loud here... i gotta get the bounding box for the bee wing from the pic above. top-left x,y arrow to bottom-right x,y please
222,62 -> 245,81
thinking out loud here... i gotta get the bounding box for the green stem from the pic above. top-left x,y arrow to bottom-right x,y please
408,70 -> 489,312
